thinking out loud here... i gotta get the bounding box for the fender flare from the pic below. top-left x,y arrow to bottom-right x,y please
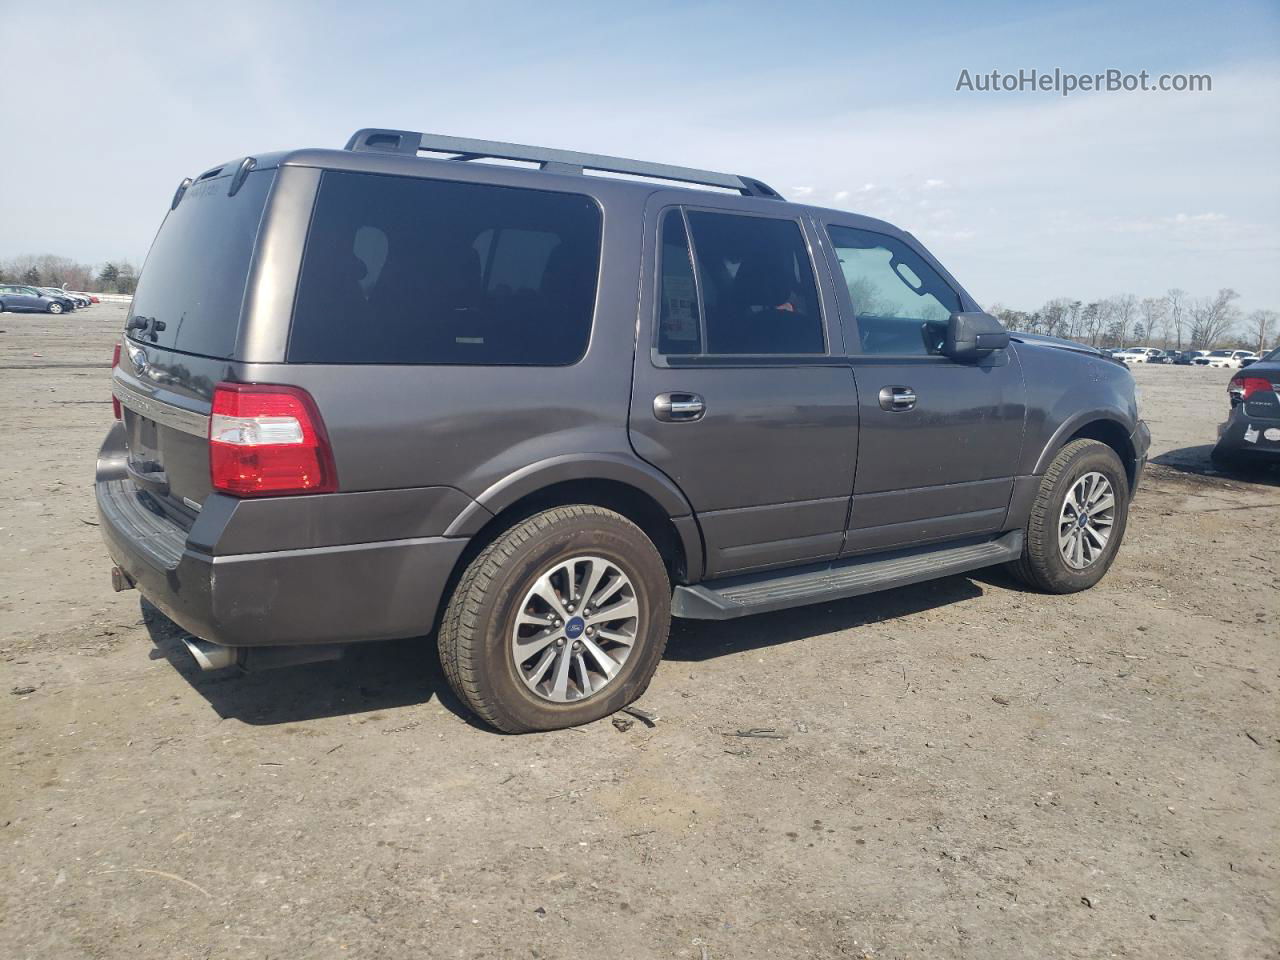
444,453 -> 704,576
1031,410 -> 1136,477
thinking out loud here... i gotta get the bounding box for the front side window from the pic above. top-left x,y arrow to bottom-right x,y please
289,171 -> 602,365
656,209 -> 825,356
826,225 -> 961,356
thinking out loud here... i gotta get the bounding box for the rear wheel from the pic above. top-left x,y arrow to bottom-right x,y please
438,505 -> 671,733
1008,439 -> 1130,593
46,301 -> 63,315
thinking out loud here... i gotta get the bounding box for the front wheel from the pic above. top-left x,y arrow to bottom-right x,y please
1008,439 -> 1130,593
438,505 -> 671,733
46,301 -> 63,315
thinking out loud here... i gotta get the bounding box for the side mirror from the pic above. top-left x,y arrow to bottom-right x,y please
943,311 -> 1009,361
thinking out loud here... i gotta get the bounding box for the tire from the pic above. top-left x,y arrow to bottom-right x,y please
47,301 -> 63,315
438,505 -> 671,733
1008,439 -> 1130,593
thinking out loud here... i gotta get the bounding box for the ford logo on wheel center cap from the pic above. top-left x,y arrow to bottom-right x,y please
565,616 -> 585,639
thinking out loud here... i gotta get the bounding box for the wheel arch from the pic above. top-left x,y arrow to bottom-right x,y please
436,456 -> 705,634
1035,414 -> 1138,489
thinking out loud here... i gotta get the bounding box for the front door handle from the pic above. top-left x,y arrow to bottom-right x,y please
654,392 -> 706,422
879,385 -> 917,411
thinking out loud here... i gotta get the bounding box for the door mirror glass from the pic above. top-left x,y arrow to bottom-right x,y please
943,311 -> 1009,361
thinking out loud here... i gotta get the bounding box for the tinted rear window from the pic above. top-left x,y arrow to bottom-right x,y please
288,171 -> 602,365
127,169 -> 274,358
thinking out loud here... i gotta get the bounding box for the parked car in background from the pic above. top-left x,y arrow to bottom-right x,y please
1199,350 -> 1257,368
41,287 -> 90,308
1196,351 -> 1231,367
1172,351 -> 1199,365
0,284 -> 74,314
1212,347 -> 1280,470
1117,347 -> 1161,364
1240,355 -> 1262,368
1145,350 -> 1173,364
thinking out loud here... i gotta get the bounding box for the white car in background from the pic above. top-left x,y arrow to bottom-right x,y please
1117,347 -> 1161,364
1197,349 -> 1258,368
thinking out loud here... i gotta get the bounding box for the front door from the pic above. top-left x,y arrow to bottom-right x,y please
816,218 -> 1026,554
629,198 -> 858,578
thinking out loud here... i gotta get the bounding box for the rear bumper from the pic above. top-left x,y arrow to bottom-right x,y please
96,424 -> 472,647
1215,407 -> 1280,458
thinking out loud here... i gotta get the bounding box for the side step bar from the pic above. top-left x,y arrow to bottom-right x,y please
672,531 -> 1023,620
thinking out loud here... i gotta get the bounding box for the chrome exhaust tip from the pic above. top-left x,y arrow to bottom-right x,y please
180,636 -> 240,671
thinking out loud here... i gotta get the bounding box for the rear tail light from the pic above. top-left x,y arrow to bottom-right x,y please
1229,376 -> 1272,403
208,382 -> 337,497
111,343 -> 122,420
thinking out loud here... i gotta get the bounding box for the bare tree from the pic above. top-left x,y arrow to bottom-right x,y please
1140,296 -> 1168,348
1040,298 -> 1071,338
1189,288 -> 1240,348
1166,288 -> 1187,350
1247,309 -> 1277,354
1082,301 -> 1105,346
1067,300 -> 1083,340
1112,294 -> 1138,346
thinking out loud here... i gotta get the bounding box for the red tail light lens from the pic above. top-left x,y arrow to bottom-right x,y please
111,343 -> 122,420
208,383 -> 337,497
1229,376 -> 1273,402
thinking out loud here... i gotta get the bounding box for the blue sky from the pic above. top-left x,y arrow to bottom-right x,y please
2,0 -> 1277,310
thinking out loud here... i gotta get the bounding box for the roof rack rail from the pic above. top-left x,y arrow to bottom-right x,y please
343,128 -> 782,199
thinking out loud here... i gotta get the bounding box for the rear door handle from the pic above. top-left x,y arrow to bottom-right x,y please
654,392 -> 706,422
879,385 -> 917,411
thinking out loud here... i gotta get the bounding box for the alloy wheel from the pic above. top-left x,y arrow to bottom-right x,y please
1058,471 -> 1116,569
511,555 -> 639,703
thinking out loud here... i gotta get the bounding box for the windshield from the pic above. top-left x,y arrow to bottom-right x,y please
127,168 -> 275,358
1209,350 -> 1231,357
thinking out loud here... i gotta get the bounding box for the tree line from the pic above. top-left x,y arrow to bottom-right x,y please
988,289 -> 1276,355
0,254 -> 140,295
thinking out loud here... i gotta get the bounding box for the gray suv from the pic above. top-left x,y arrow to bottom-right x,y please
97,129 -> 1150,732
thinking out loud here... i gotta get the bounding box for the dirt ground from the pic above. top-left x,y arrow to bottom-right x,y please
2,303 -> 1277,960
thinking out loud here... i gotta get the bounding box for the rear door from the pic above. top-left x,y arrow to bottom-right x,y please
112,166 -> 277,518
816,218 -> 1026,554
629,197 -> 858,578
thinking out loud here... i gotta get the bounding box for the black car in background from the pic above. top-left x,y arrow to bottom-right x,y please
0,284 -> 74,314
1212,346 -> 1280,470
41,287 -> 91,308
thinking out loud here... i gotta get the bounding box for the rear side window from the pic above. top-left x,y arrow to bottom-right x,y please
826,225 -> 961,356
289,172 -> 602,365
128,169 -> 275,358
661,210 -> 824,356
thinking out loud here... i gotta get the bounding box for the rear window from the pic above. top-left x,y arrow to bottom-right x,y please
127,169 -> 275,358
288,171 -> 602,365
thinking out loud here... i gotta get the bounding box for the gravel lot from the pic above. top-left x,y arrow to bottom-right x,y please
2,303 -> 1277,960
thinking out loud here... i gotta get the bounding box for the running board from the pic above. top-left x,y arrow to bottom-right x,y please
672,531 -> 1023,620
